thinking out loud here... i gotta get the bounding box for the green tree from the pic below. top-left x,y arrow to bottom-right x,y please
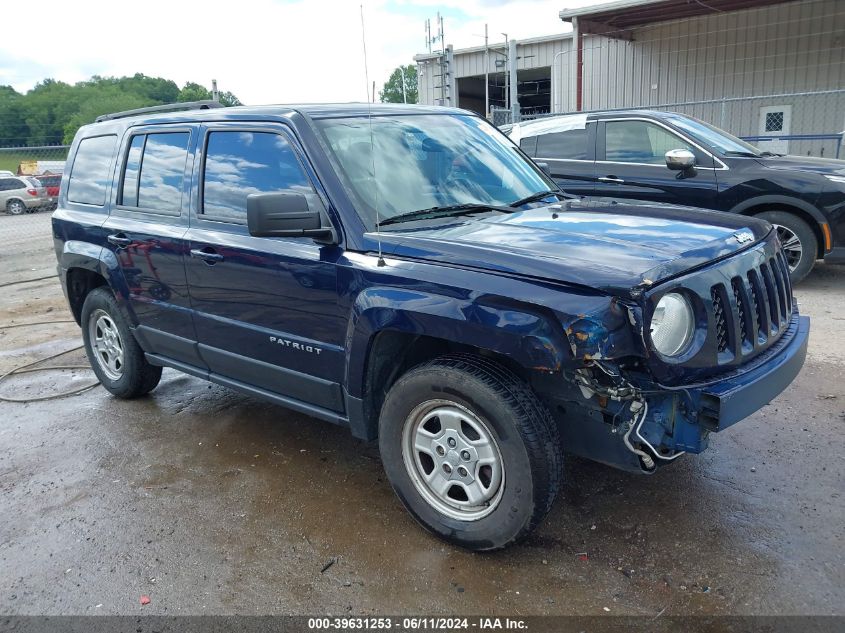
379,65 -> 417,104
177,82 -> 212,102
0,75 -> 242,147
0,86 -> 29,146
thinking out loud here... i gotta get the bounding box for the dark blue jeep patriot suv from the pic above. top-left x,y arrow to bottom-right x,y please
53,101 -> 809,550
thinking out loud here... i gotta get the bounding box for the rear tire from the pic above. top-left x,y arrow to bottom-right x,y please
378,354 -> 562,551
6,200 -> 25,215
756,210 -> 817,283
81,287 -> 162,398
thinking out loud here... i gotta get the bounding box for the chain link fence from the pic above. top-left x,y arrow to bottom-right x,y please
0,145 -> 68,286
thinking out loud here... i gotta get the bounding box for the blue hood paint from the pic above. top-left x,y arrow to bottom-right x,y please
373,198 -> 772,294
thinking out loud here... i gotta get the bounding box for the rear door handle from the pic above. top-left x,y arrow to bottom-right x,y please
190,248 -> 224,264
107,233 -> 132,248
598,176 -> 625,184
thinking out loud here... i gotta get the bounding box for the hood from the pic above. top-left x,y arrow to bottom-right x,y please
375,198 -> 772,295
756,154 -> 845,176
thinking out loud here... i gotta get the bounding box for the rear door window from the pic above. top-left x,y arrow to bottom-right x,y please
535,128 -> 589,160
118,131 -> 190,215
67,135 -> 117,205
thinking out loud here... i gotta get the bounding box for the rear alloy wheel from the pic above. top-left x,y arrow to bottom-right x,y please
81,287 -> 162,398
6,200 -> 25,215
379,354 -> 562,551
757,211 -> 817,283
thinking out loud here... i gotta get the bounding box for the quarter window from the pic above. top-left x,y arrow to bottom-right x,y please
118,132 -> 190,214
67,135 -> 117,206
519,136 -> 537,157
605,121 -> 695,165
202,131 -> 312,222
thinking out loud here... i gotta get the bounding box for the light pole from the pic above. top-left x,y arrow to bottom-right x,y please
552,50 -> 568,113
502,33 -> 509,112
398,66 -> 408,103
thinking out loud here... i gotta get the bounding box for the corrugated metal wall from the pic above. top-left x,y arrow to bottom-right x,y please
572,0 -> 844,147
416,36 -> 574,109
580,0 -> 843,110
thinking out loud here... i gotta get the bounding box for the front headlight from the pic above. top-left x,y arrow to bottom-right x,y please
650,292 -> 694,357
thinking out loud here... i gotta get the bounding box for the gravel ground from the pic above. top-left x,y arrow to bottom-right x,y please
0,212 -> 842,616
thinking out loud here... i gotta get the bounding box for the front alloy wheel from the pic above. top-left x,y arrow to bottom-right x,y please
402,400 -> 505,521
773,223 -> 802,272
757,210 -> 818,283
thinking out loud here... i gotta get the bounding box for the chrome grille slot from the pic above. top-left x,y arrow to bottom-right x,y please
759,262 -> 780,332
731,277 -> 752,347
746,269 -> 768,342
711,285 -> 729,353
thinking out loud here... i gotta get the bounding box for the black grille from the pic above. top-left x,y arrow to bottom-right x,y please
732,278 -> 750,346
710,252 -> 793,361
747,270 -> 767,342
711,288 -> 729,353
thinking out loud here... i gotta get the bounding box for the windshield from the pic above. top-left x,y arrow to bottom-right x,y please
315,114 -> 552,229
668,115 -> 763,156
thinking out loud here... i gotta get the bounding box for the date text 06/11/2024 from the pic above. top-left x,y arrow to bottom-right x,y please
307,617 -> 528,630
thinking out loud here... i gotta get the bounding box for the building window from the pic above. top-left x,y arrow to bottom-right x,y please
765,111 -> 784,133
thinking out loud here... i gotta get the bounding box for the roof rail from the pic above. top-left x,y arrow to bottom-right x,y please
95,100 -> 224,123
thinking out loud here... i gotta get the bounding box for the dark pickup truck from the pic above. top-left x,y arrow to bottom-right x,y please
53,102 -> 809,550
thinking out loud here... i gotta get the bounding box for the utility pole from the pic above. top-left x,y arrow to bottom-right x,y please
484,24 -> 489,119
211,79 -> 219,102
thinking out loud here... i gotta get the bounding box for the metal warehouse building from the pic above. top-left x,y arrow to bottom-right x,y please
415,0 -> 845,157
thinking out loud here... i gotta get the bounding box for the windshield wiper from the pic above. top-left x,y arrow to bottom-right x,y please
723,150 -> 761,157
759,151 -> 784,157
379,203 -> 515,227
509,189 -> 564,207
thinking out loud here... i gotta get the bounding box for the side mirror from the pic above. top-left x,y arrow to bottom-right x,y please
535,161 -> 552,177
246,192 -> 334,241
665,149 -> 696,171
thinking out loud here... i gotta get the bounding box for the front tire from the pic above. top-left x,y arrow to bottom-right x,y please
6,200 -> 25,215
81,287 -> 162,398
378,354 -> 562,551
757,211 -> 817,283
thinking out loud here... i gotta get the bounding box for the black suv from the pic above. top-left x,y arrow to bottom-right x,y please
53,102 -> 808,550
510,110 -> 845,282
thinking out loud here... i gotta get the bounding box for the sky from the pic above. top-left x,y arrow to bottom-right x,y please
0,0 -> 605,105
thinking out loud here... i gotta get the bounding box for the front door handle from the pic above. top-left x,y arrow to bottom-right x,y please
598,176 -> 625,184
107,233 -> 132,248
190,248 -> 224,264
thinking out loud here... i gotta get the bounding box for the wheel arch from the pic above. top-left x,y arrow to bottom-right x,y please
61,242 -> 131,325
732,195 -> 826,258
344,289 -> 574,441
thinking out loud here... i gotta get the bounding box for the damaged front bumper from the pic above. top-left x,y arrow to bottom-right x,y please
548,311 -> 809,473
